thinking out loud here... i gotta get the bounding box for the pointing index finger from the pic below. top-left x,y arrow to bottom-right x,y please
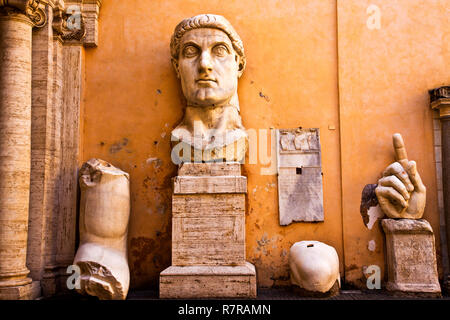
393,133 -> 408,162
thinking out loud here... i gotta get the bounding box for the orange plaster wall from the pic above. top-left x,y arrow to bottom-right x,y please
82,0 -> 342,289
82,0 -> 448,291
338,0 -> 449,287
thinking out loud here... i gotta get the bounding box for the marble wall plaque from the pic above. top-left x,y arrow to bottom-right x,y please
277,128 -> 324,225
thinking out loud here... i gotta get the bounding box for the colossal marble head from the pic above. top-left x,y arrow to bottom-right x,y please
170,14 -> 246,108
170,14 -> 248,163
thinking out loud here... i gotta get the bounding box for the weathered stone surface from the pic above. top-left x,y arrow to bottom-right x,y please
55,44 -> 84,294
27,5 -> 66,297
173,241 -> 245,266
382,218 -> 433,234
173,176 -> 247,194
178,162 -> 241,176
161,161 -> 256,297
360,184 -> 379,227
0,10 -> 34,300
289,241 -> 340,294
276,128 -> 324,225
172,193 -> 246,265
26,1 -> 94,297
0,281 -> 40,300
73,159 -> 130,300
82,0 -> 102,47
0,1 -> 47,28
160,263 -> 257,299
28,6 -> 57,292
0,1 -> 101,299
382,219 -> 441,294
172,194 -> 245,215
430,87 -> 450,292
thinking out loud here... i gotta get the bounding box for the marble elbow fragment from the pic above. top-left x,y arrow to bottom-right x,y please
73,159 -> 131,300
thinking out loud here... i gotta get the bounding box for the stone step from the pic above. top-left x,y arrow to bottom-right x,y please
159,262 -> 257,298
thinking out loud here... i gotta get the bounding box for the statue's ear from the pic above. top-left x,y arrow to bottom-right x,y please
237,64 -> 244,78
172,58 -> 180,79
236,55 -> 245,78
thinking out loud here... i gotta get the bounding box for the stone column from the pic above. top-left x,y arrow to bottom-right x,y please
55,2 -> 90,294
430,86 -> 450,291
27,1 -> 92,297
0,1 -> 46,299
24,0 -> 102,297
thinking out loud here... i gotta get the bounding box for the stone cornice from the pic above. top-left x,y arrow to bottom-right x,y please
429,86 -> 450,102
82,0 -> 101,10
80,0 -> 101,47
37,0 -> 63,8
0,0 -> 47,27
430,86 -> 450,119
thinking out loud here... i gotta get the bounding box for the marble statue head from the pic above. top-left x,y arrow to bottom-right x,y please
170,14 -> 248,163
170,14 -> 246,108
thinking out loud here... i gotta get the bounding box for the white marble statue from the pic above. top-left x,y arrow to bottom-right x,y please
289,241 -> 340,294
73,159 -> 130,300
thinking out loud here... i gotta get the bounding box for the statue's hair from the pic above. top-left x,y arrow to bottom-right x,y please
170,14 -> 246,72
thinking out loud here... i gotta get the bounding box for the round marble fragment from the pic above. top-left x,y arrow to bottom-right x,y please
289,241 -> 340,293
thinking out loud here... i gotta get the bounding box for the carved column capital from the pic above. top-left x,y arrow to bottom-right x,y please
430,86 -> 450,119
52,4 -> 86,42
0,0 -> 47,27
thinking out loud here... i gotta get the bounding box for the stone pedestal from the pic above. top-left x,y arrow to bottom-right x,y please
382,219 -> 441,295
0,9 -> 35,300
160,162 -> 257,298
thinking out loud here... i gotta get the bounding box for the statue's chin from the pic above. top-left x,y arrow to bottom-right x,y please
188,88 -> 233,107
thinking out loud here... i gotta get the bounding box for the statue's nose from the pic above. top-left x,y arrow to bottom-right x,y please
198,51 -> 213,73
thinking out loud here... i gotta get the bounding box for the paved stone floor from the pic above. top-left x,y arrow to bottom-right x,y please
44,286 -> 450,300
125,287 -> 450,300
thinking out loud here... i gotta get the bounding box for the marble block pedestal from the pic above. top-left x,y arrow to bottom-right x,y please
382,219 -> 441,295
159,163 -> 257,299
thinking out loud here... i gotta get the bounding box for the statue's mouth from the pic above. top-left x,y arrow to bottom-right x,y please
196,78 -> 217,84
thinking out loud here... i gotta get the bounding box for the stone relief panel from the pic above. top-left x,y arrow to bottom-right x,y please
277,128 -> 324,225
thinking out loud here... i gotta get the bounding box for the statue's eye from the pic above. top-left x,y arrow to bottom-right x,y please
212,45 -> 229,57
183,45 -> 199,57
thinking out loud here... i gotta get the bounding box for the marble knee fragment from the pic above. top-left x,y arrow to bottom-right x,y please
73,159 -> 131,300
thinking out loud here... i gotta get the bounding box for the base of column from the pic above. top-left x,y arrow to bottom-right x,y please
443,275 -> 450,294
0,280 -> 41,300
159,262 -> 257,299
41,268 -> 58,297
